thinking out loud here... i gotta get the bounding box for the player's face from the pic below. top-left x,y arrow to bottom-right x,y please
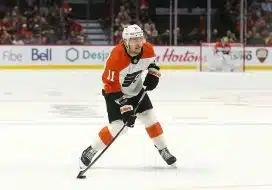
128,37 -> 144,55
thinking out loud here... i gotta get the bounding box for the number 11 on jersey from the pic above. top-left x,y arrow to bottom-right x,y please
107,70 -> 115,82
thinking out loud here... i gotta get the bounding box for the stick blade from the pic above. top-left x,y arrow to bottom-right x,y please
77,171 -> 86,179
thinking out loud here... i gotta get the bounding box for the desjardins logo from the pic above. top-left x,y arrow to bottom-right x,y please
66,48 -> 79,62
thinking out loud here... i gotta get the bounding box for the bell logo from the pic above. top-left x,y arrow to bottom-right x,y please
256,48 -> 268,63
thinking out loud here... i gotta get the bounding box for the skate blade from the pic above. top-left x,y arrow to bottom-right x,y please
78,157 -> 88,170
170,163 -> 177,168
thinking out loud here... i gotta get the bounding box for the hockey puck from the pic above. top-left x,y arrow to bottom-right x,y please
77,175 -> 86,179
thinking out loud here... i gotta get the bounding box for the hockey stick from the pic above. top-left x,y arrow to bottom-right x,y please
77,90 -> 147,178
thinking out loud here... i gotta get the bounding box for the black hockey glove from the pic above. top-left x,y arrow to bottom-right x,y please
143,64 -> 161,91
115,95 -> 136,128
120,104 -> 136,128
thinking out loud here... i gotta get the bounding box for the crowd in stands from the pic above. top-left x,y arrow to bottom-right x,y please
112,0 -> 228,45
213,0 -> 271,45
113,0 -> 159,44
246,0 -> 272,45
0,0 -> 86,45
0,0 -> 271,46
113,0 -> 271,46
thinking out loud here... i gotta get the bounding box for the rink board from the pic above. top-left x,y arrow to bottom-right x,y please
0,64 -> 271,70
0,45 -> 270,70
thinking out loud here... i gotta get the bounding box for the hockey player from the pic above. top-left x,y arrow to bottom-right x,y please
79,24 -> 177,170
211,37 -> 233,71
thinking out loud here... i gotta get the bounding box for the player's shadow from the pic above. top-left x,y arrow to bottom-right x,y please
91,165 -> 211,174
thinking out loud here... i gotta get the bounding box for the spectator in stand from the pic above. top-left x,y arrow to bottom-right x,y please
139,4 -> 149,23
25,0 -> 36,8
173,27 -> 182,44
12,34 -> 24,44
143,20 -> 158,43
187,28 -> 199,44
243,0 -> 271,46
150,23 -> 158,43
248,32 -> 265,45
268,14 -> 272,32
114,26 -> 123,44
61,0 -> 72,14
71,19 -> 82,35
0,27 -> 11,44
160,29 -> 170,45
211,29 -> 220,42
246,30 -> 253,43
140,0 -> 149,10
223,30 -> 237,42
261,0 -> 272,12
265,31 -> 272,45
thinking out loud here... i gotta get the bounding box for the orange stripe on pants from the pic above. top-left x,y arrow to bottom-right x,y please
98,126 -> 113,146
146,122 -> 163,138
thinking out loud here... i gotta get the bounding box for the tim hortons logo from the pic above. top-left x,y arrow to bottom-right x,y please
155,48 -> 207,63
256,48 -> 268,63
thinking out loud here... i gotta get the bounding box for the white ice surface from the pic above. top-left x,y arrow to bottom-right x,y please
0,70 -> 271,190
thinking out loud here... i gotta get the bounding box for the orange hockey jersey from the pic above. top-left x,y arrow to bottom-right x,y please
102,42 -> 156,98
215,41 -> 231,54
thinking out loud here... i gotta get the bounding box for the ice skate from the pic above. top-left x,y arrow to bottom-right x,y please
79,145 -> 98,170
158,147 -> 177,167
